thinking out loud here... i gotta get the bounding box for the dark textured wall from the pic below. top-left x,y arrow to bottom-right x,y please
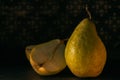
0,0 -> 119,65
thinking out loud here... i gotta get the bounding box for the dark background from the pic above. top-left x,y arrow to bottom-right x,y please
0,0 -> 120,79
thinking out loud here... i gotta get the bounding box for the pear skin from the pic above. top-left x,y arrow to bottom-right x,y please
25,45 -> 36,60
26,39 -> 66,75
65,18 -> 107,77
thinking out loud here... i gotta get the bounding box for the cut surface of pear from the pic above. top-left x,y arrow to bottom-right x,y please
65,18 -> 107,77
26,39 -> 66,75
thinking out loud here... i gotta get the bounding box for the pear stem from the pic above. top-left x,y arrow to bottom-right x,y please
85,5 -> 92,20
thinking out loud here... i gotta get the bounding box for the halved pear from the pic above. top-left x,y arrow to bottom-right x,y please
25,39 -> 66,75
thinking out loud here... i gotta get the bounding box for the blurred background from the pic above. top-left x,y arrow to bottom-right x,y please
0,0 -> 119,74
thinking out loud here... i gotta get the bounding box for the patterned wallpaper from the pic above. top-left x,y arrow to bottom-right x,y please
0,0 -> 119,59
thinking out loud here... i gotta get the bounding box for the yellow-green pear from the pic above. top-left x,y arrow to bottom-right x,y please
25,39 -> 66,75
65,18 -> 107,77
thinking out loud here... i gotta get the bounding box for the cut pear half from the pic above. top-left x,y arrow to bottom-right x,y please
26,39 -> 66,75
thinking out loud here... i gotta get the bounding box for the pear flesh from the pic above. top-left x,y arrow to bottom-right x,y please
65,18 -> 107,77
26,39 -> 66,75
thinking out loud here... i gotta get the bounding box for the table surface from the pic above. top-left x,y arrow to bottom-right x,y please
0,61 -> 120,80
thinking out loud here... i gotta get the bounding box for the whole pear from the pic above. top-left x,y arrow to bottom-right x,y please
65,18 -> 107,77
25,39 -> 66,75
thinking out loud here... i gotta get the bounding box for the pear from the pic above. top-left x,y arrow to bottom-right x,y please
65,18 -> 107,77
25,39 -> 66,76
